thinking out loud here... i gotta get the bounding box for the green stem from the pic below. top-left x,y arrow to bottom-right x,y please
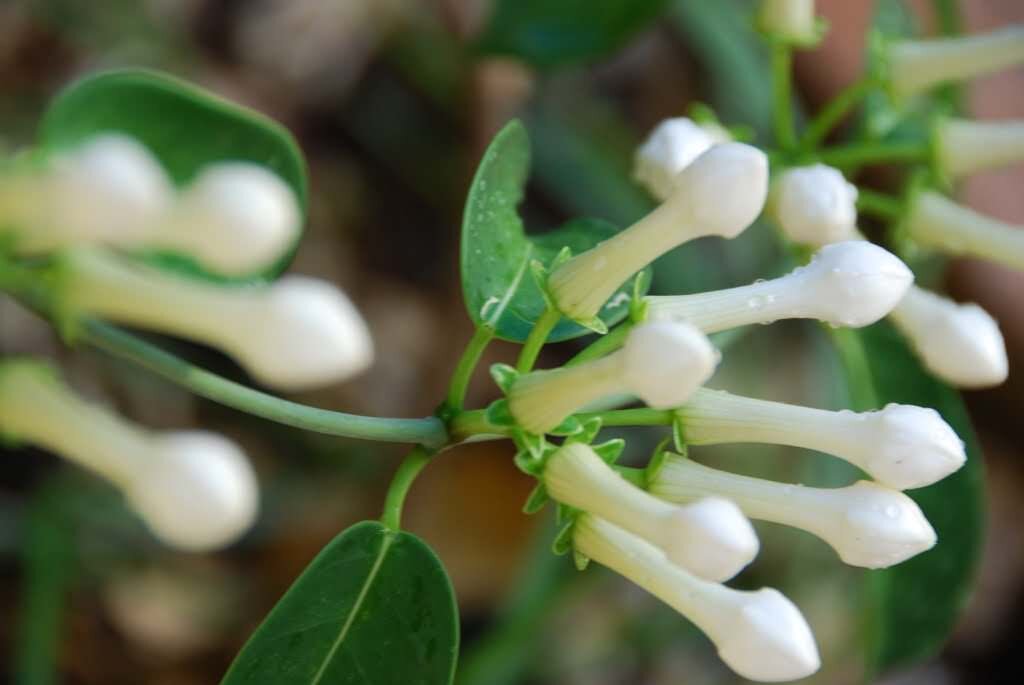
516,308 -> 560,373
801,77 -> 876,149
80,320 -> 449,448
828,327 -> 880,411
445,325 -> 495,411
857,189 -> 903,221
381,445 -> 433,531
450,409 -> 510,442
566,323 -> 631,366
818,141 -> 929,168
575,407 -> 674,427
771,42 -> 797,150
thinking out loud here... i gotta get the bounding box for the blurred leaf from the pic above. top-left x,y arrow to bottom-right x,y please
460,120 -> 649,342
40,69 -> 307,281
477,0 -> 669,69
222,521 -> 458,685
832,323 -> 985,673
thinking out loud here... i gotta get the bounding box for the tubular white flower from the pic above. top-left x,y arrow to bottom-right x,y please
886,26 -> 1024,100
60,249 -> 374,391
508,321 -> 717,434
650,456 -> 938,568
758,0 -> 818,45
13,134 -> 174,255
647,241 -> 913,332
935,118 -> 1024,182
770,164 -> 859,246
163,162 -> 302,276
575,515 -> 821,682
678,388 -> 966,490
905,190 -> 1024,271
544,443 -> 758,581
0,360 -> 258,551
549,143 -> 768,321
890,285 -> 1008,388
634,117 -> 731,202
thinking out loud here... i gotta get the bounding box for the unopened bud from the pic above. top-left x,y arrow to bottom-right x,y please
758,0 -> 819,45
647,241 -> 913,332
634,117 -> 730,201
770,164 -> 858,246
508,321 -> 717,434
549,144 -> 768,321
650,456 -> 938,568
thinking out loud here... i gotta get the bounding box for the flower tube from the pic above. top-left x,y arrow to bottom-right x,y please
58,248 -> 374,391
904,190 -> 1024,271
890,285 -> 1008,388
509,321 -> 717,434
886,26 -> 1024,100
575,514 -> 821,682
646,240 -> 913,332
544,443 -> 758,581
549,143 -> 768,321
678,388 -> 966,490
934,117 -> 1024,181
0,360 -> 258,551
650,455 -> 938,568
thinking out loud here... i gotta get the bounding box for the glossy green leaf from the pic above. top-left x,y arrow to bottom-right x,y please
477,0 -> 669,69
460,120 -> 650,343
39,68 -> 308,280
222,521 -> 459,685
832,323 -> 985,673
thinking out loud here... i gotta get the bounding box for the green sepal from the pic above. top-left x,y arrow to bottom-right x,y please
555,502 -> 577,525
629,270 -> 651,323
551,519 -> 576,556
671,415 -> 687,453
573,551 -> 591,571
522,483 -> 549,514
529,259 -> 555,309
645,437 -> 678,485
592,438 -> 626,466
575,316 -> 608,335
489,363 -> 520,393
513,448 -> 543,477
548,415 -> 583,437
567,417 -> 603,445
484,398 -> 516,427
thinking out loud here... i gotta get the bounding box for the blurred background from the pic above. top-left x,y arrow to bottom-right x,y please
1,0 -> 1022,683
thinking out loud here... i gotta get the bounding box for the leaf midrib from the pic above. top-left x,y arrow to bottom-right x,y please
308,528 -> 396,685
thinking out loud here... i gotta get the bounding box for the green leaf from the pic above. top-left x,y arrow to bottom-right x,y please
40,69 -> 308,281
832,323 -> 984,674
477,0 -> 669,69
460,120 -> 650,343
222,521 -> 458,685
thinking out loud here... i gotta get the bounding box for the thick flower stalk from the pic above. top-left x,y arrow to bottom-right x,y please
0,360 -> 258,551
678,388 -> 966,490
544,443 -> 758,581
889,286 -> 1008,388
574,514 -> 821,682
905,190 -> 1024,271
650,455 -> 937,569
757,0 -> 819,46
934,118 -> 1024,182
769,164 -> 858,246
549,143 -> 768,321
4,134 -> 301,276
885,26 -> 1024,101
57,248 -> 374,391
508,321 -> 717,434
633,117 -> 731,201
646,240 -> 913,332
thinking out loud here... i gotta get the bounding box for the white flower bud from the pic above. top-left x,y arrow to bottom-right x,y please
165,162 -> 302,276
16,134 -> 174,254
935,118 -> 1024,181
509,321 -> 717,434
770,164 -> 859,246
647,241 -> 913,332
886,26 -> 1024,100
545,443 -> 758,581
758,0 -> 819,45
679,389 -> 966,490
650,456 -> 938,568
890,285 -> 1008,388
574,515 -> 820,682
634,117 -> 730,202
124,431 -> 258,552
550,143 -> 768,321
61,249 -> 374,391
905,191 -> 1024,271
0,360 -> 258,552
